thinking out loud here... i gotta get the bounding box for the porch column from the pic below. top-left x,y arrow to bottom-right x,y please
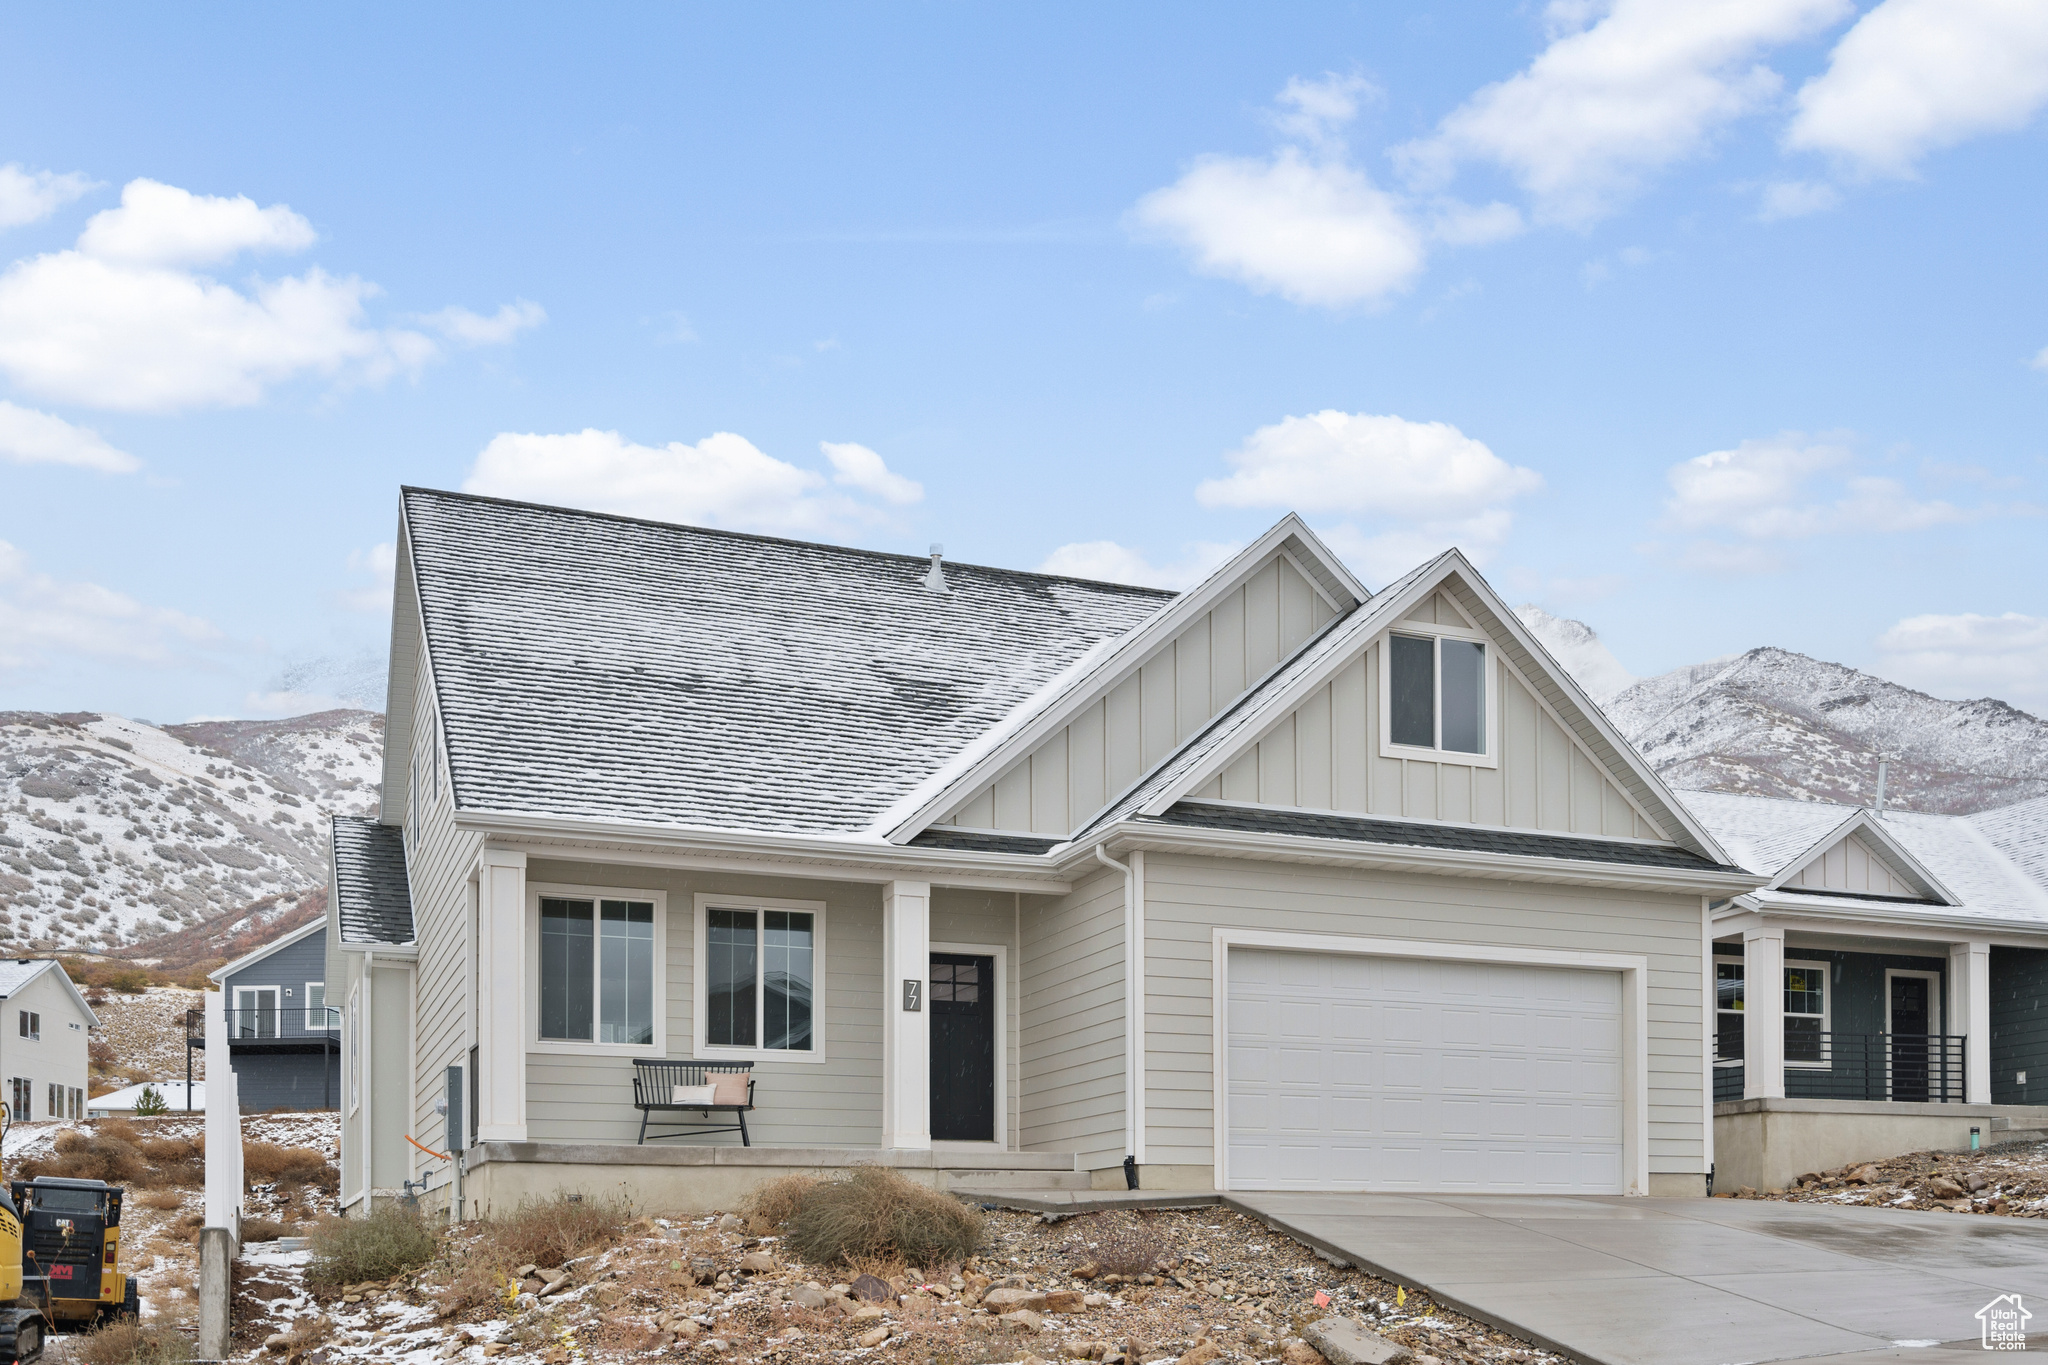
1948,939 -> 1991,1104
475,848 -> 528,1141
1742,925 -> 1786,1100
882,880 -> 931,1150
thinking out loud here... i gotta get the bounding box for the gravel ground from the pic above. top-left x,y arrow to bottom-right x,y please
222,1201 -> 1563,1365
1729,1138 -> 2048,1215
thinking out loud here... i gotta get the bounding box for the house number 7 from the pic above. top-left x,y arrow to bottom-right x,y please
902,980 -> 922,1012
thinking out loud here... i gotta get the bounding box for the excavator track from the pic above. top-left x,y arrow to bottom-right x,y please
0,1307 -> 44,1365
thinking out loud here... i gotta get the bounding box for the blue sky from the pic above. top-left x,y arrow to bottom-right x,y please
2,2 -> 2045,721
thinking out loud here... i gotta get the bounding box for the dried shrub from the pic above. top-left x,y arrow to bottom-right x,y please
18,1129 -> 146,1185
243,1141 -> 334,1190
306,1206 -> 438,1287
743,1174 -> 820,1233
1083,1211 -> 1167,1277
779,1166 -> 982,1267
241,1218 -> 289,1242
89,1038 -> 118,1070
475,1193 -> 633,1271
136,1190 -> 183,1212
70,1318 -> 193,1365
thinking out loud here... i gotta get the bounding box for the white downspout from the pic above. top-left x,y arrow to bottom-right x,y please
362,948 -> 374,1206
1095,846 -> 1147,1167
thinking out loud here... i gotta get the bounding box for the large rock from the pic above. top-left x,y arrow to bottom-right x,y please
1045,1289 -> 1085,1313
1001,1309 -> 1047,1333
1303,1317 -> 1413,1365
791,1285 -> 828,1311
985,1288 -> 1051,1313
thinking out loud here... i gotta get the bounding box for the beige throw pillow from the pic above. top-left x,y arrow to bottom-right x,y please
711,1071 -> 752,1106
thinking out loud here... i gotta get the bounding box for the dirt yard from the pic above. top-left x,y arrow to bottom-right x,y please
1729,1136 -> 2048,1216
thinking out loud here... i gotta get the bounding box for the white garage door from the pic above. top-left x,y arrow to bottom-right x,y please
1227,948 -> 1624,1193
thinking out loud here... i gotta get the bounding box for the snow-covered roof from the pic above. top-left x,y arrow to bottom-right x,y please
331,816 -> 414,945
87,1081 -> 203,1112
0,959 -> 100,1027
1681,789 -> 2048,927
401,487 -> 1173,836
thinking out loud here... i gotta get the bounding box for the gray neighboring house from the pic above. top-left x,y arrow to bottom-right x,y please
335,486 -> 1781,1217
207,919 -> 340,1111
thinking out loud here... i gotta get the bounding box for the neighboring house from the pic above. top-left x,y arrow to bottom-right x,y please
206,919 -> 340,1111
1681,790 -> 2048,1189
87,1080 -> 203,1117
333,486 -> 1771,1215
0,960 -> 97,1123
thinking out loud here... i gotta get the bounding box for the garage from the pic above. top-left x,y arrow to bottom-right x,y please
1226,946 -> 1626,1193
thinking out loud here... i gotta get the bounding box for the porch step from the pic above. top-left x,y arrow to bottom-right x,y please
941,1169 -> 1091,1191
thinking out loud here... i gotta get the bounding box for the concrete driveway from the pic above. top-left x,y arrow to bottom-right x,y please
1230,1192 -> 2048,1364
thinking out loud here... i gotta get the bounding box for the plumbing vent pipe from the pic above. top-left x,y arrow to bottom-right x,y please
924,543 -> 949,594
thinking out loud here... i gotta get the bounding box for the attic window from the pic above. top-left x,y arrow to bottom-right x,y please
1385,630 -> 1493,764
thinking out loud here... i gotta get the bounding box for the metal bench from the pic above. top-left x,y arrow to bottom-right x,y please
631,1059 -> 757,1145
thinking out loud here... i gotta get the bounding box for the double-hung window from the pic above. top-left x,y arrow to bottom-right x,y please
695,896 -> 824,1059
1713,957 -> 1830,1065
305,982 -> 329,1031
536,889 -> 662,1049
1381,628 -> 1494,764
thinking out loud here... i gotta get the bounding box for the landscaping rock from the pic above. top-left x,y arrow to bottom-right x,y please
985,1287 -> 1052,1313
791,1284 -> 828,1311
859,1326 -> 893,1347
1927,1176 -> 1966,1200
738,1251 -> 776,1274
1304,1316 -> 1414,1365
1282,1343 -> 1330,1365
1178,1342 -> 1223,1365
1001,1309 -> 1047,1333
1045,1289 -> 1085,1313
852,1272 -> 893,1302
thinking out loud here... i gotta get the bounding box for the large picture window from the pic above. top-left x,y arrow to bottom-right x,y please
696,897 -> 825,1059
528,888 -> 663,1055
1383,629 -> 1493,762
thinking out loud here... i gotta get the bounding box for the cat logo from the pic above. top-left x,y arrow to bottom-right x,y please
54,1218 -> 72,1235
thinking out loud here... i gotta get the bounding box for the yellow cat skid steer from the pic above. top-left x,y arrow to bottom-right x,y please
0,1103 -> 52,1364
10,1179 -> 140,1333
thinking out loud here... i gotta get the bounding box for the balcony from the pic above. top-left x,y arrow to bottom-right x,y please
1714,1031 -> 1967,1104
187,1006 -> 340,1051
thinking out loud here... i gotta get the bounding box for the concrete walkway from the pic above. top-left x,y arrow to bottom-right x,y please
1231,1192 -> 2048,1365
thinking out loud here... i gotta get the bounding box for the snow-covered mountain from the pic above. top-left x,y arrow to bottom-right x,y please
1517,609 -> 2048,815
0,710 -> 380,953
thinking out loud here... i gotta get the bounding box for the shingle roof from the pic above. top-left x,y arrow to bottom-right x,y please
0,959 -> 54,997
402,488 -> 1172,835
906,828 -> 1063,855
331,816 -> 415,944
1151,801 -> 1741,871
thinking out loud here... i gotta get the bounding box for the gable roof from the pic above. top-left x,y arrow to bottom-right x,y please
396,487 -> 1173,836
331,815 -> 416,945
207,917 -> 327,985
1764,807 -> 1956,903
1075,549 -> 1732,863
0,959 -> 100,1028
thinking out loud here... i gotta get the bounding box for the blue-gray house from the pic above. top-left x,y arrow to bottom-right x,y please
206,919 -> 339,1111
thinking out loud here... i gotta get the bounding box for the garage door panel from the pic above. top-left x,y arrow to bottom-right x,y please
1228,948 -> 1624,1194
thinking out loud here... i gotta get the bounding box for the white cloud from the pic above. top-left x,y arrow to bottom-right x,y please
0,176 -> 537,412
1267,73 -> 1378,148
339,542 -> 397,613
2034,344 -> 2048,373
463,428 -> 923,538
1757,178 -> 1843,218
418,299 -> 547,345
74,178 -> 316,265
1878,610 -> 2048,713
0,540 -> 220,670
1428,199 -> 1527,245
0,400 -> 138,473
1195,410 -> 1542,583
822,441 -> 923,506
1662,434 -> 1975,538
1398,0 -> 1853,226
1036,539 -> 1239,590
0,163 -> 94,229
1787,0 -> 2048,177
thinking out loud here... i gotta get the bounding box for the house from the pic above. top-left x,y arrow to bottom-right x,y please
332,486 -> 1771,1216
205,920 -> 339,1111
1680,789 -> 2048,1190
87,1080 -> 203,1117
0,959 -> 98,1123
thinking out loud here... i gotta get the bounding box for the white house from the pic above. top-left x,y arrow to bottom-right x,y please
0,960 -> 98,1124
334,487 -> 1774,1214
87,1080 -> 204,1118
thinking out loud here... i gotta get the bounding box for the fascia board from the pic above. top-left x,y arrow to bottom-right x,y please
1134,552 -> 1455,818
1728,894 -> 2048,941
1068,819 -> 1767,895
1765,810 -> 1960,905
1432,552 -> 1736,865
879,513 -> 1361,844
378,506 -> 422,826
455,808 -> 1075,892
339,943 -> 419,960
207,917 -> 326,984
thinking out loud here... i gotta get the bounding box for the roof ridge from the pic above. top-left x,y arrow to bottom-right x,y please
400,486 -> 1178,598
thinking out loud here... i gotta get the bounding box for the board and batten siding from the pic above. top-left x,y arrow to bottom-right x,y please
1137,853 -> 1707,1183
1019,865 -> 1128,1172
1189,608 -> 1660,840
939,555 -> 1337,836
1783,834 -> 1915,898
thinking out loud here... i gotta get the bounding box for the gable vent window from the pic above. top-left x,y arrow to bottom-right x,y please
1388,633 -> 1488,757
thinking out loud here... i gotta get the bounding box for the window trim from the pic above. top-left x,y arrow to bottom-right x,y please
692,893 -> 829,1065
17,1010 -> 38,1042
234,986 -> 280,1039
305,982 -> 328,1031
347,983 -> 362,1116
526,881 -> 669,1058
1376,623 -> 1501,770
1713,954 -> 1832,1069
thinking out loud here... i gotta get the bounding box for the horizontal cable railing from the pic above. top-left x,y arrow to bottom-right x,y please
1714,1031 -> 1965,1103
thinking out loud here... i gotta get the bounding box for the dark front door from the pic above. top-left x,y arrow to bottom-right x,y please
1891,975 -> 1932,1102
929,953 -> 995,1142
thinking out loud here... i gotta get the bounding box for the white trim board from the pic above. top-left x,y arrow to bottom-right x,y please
930,939 -> 1009,1149
1208,926 -> 1652,1197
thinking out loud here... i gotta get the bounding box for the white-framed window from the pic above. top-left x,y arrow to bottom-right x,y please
18,1010 -> 38,1041
46,1083 -> 59,1119
305,982 -> 328,1031
528,883 -> 667,1055
8,1077 -> 29,1120
68,1087 -> 81,1120
347,984 -> 362,1115
1378,625 -> 1499,767
692,894 -> 826,1063
1713,955 -> 1831,1067
234,987 -> 280,1039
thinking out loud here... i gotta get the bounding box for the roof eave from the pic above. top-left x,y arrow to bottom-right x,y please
1722,893 -> 2048,940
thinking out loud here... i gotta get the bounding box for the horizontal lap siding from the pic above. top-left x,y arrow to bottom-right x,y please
1020,866 -> 1126,1168
1140,854 -> 1705,1175
523,862 -> 884,1147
